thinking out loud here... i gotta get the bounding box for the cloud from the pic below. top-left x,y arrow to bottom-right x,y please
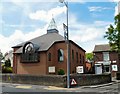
114,4 -> 118,16
2,0 -> 119,3
88,6 -> 112,12
109,0 -> 120,2
114,1 -> 120,16
70,26 -> 104,43
68,18 -> 111,52
94,21 -> 112,26
5,24 -> 36,28
0,27 -> 47,54
29,6 -> 66,23
118,1 -> 120,13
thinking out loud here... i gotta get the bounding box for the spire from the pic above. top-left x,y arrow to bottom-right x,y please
47,17 -> 59,34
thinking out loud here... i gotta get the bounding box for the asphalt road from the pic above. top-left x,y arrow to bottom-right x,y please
1,82 -> 120,94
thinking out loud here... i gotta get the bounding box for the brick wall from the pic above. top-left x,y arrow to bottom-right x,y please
2,73 -> 111,87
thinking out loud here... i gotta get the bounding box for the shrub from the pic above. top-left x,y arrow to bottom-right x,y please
2,66 -> 13,73
58,69 -> 65,75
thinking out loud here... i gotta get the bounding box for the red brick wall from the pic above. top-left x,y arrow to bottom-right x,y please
13,48 -> 20,73
94,51 -> 118,63
94,52 -> 103,61
46,42 -> 67,74
70,42 -> 85,74
16,52 -> 46,75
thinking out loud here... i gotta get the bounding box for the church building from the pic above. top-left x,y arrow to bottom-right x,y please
12,18 -> 86,75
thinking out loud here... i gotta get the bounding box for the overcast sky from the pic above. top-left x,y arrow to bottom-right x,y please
0,0 -> 120,54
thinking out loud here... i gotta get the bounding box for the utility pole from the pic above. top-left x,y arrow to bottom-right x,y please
59,0 -> 70,88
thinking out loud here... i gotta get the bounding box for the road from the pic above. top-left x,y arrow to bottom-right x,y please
1,82 -> 120,94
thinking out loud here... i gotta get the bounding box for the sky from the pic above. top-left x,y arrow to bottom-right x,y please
0,0 -> 120,54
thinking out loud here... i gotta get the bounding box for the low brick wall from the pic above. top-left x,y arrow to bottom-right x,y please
70,73 -> 111,86
2,74 -> 66,87
2,73 -> 111,87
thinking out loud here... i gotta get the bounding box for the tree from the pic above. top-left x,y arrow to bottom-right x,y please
86,53 -> 93,62
5,58 -> 11,67
2,58 -> 12,73
104,13 -> 120,63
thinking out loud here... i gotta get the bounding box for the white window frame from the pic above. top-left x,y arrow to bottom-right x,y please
103,52 -> 109,61
58,49 -> 64,62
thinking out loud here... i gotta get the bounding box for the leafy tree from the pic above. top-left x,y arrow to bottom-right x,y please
104,13 -> 120,61
86,53 -> 93,61
5,58 -> 11,67
2,59 -> 12,73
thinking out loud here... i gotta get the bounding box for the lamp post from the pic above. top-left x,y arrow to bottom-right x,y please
59,0 -> 70,88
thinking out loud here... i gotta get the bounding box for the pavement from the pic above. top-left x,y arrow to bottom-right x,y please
1,78 -> 120,91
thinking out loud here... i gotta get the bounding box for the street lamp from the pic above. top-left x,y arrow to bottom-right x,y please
59,0 -> 70,88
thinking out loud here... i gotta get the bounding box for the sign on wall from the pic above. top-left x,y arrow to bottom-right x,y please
76,66 -> 84,73
48,66 -> 55,73
112,65 -> 118,71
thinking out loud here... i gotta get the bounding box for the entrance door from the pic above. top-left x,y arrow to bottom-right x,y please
95,64 -> 102,74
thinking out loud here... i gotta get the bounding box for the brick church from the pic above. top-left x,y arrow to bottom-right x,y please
12,18 -> 86,75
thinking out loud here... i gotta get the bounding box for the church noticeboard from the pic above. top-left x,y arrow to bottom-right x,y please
48,66 -> 55,73
76,66 -> 84,73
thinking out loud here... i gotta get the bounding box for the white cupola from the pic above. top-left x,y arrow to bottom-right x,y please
47,18 -> 59,34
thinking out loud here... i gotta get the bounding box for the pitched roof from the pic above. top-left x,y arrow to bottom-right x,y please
93,44 -> 111,52
13,33 -> 64,53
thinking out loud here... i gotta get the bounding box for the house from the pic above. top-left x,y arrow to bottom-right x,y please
12,18 -> 86,75
93,44 -> 119,77
85,60 -> 93,73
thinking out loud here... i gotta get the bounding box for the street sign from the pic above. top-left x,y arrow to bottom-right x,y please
71,79 -> 77,85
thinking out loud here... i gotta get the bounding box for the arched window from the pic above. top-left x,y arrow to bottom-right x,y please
58,49 -> 64,62
24,42 -> 34,53
21,42 -> 39,63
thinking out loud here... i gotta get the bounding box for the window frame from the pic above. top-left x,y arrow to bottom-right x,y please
80,54 -> 82,63
21,53 -> 39,63
58,49 -> 64,62
72,50 -> 74,61
103,52 -> 109,61
76,52 -> 78,63
48,52 -> 51,61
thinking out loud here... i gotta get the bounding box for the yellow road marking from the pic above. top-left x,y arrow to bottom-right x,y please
44,86 -> 70,90
15,85 -> 32,89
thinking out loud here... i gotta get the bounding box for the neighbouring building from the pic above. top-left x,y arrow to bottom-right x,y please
85,61 -> 93,73
12,18 -> 86,75
93,44 -> 119,77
